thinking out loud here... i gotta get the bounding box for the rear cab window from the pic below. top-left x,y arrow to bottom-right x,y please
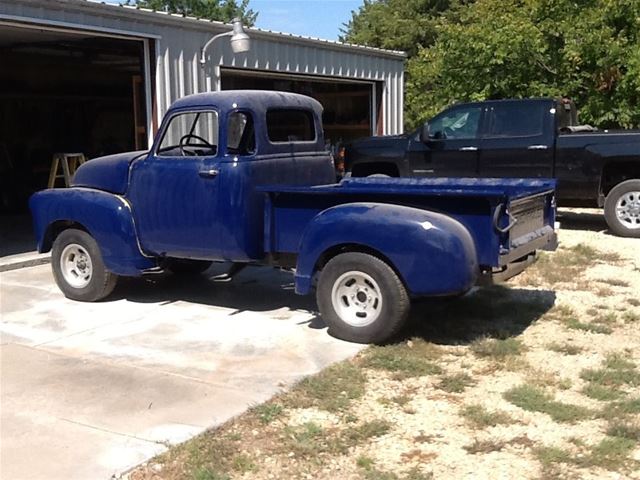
266,109 -> 316,143
487,103 -> 545,138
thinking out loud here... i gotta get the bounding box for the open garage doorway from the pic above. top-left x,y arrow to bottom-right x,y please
0,23 -> 151,256
221,68 -> 382,149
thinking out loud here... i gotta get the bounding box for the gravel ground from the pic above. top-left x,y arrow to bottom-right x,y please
130,208 -> 640,480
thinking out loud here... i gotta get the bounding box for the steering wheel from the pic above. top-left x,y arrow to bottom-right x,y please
179,134 -> 214,156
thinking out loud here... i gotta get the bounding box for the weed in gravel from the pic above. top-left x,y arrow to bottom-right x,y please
282,422 -> 331,458
564,317 -> 613,334
535,445 -> 574,467
596,278 -> 630,287
503,384 -> 593,423
231,454 -> 256,473
628,298 -> 640,307
464,438 -> 505,454
437,372 -> 476,393
379,394 -> 411,407
580,354 -> 640,394
606,420 -> 640,441
601,397 -> 640,420
342,419 -> 391,447
622,311 -> 640,323
470,337 -> 524,359
362,341 -> 443,379
526,244 -> 620,287
594,312 -> 618,325
582,384 -> 624,401
460,404 -> 514,428
583,436 -> 637,470
526,369 -> 572,390
286,362 -> 366,412
251,403 -> 283,425
547,342 -> 583,355
193,467 -> 231,480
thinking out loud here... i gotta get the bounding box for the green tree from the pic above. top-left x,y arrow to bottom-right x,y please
407,0 -> 640,129
344,0 -> 640,130
125,0 -> 258,26
340,0 -> 454,57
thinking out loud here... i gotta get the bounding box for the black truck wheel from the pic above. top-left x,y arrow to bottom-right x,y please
51,228 -> 118,301
164,259 -> 212,274
604,179 -> 640,238
316,252 -> 410,344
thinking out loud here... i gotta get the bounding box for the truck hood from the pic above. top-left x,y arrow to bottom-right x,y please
71,151 -> 148,195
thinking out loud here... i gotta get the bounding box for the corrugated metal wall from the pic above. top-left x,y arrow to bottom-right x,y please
0,0 -> 406,140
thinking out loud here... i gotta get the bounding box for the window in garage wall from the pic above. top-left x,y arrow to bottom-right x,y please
221,68 -> 379,149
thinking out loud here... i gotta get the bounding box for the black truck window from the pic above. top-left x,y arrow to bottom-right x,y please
487,103 -> 545,138
266,109 -> 315,142
429,106 -> 482,140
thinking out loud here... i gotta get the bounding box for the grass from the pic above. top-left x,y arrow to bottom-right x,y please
503,384 -> 593,423
361,340 -> 443,379
622,310 -> 640,323
547,342 -> 583,355
582,384 -> 624,401
595,278 -> 630,287
357,456 -> 433,480
564,317 -> 613,335
628,298 -> 640,307
470,337 -> 524,359
525,244 -> 621,286
580,354 -> 640,398
251,403 -> 283,424
286,362 -> 366,412
463,438 -> 505,454
460,404 -> 514,428
437,372 -> 476,393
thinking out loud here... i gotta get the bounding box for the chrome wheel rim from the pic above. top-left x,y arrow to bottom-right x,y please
331,271 -> 382,327
60,243 -> 93,288
615,191 -> 640,229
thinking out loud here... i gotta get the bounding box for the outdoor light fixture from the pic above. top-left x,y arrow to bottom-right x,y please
200,17 -> 250,66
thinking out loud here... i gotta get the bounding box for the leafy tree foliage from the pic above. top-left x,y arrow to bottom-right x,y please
344,0 -> 640,130
126,0 -> 258,26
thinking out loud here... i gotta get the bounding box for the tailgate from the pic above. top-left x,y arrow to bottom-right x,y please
496,190 -> 557,266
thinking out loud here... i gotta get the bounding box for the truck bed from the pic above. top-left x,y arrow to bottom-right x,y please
260,177 -> 556,269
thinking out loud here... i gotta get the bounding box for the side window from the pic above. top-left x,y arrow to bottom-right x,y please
488,103 -> 544,137
429,107 -> 482,140
266,109 -> 315,142
227,111 -> 256,155
158,111 -> 219,157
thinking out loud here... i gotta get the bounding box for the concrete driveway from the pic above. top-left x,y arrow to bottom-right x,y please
0,263 -> 363,480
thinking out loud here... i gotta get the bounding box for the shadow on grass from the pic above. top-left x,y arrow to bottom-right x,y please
399,285 -> 556,346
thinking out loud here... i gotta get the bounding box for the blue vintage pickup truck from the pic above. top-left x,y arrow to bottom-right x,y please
30,90 -> 557,343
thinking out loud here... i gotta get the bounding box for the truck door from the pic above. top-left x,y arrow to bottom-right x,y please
405,105 -> 482,177
127,109 -> 222,258
479,101 -> 554,178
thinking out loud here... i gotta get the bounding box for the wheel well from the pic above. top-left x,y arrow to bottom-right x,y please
312,243 -> 407,290
351,162 -> 400,177
601,162 -> 640,196
42,220 -> 89,252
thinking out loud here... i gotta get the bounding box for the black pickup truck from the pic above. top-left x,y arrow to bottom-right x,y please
344,98 -> 640,237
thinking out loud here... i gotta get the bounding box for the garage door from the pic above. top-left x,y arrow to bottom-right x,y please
0,23 -> 150,214
221,68 -> 381,149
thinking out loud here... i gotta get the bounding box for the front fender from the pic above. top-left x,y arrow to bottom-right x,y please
295,202 -> 479,296
29,188 -> 155,276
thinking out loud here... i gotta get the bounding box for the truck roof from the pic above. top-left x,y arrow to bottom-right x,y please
168,90 -> 324,115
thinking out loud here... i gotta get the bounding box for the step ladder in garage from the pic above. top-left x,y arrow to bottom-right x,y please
47,153 -> 86,188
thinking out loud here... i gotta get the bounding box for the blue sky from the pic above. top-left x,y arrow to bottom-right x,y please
249,0 -> 363,40
106,1 -> 364,40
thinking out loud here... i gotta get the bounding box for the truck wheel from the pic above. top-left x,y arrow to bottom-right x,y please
604,179 -> 640,238
316,252 -> 410,344
164,259 -> 212,274
51,228 -> 118,301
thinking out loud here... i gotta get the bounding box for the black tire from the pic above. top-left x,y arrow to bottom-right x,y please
316,252 -> 410,344
164,258 -> 212,275
51,228 -> 118,302
604,179 -> 640,238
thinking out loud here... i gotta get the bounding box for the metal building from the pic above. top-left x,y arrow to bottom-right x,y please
0,0 -> 405,218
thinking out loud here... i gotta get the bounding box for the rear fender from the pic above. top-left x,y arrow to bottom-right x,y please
29,188 -> 155,276
295,202 -> 478,296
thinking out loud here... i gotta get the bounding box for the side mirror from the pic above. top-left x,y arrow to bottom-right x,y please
419,122 -> 431,143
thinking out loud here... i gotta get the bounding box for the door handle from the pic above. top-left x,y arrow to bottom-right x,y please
527,145 -> 548,150
459,146 -> 478,151
199,168 -> 219,178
